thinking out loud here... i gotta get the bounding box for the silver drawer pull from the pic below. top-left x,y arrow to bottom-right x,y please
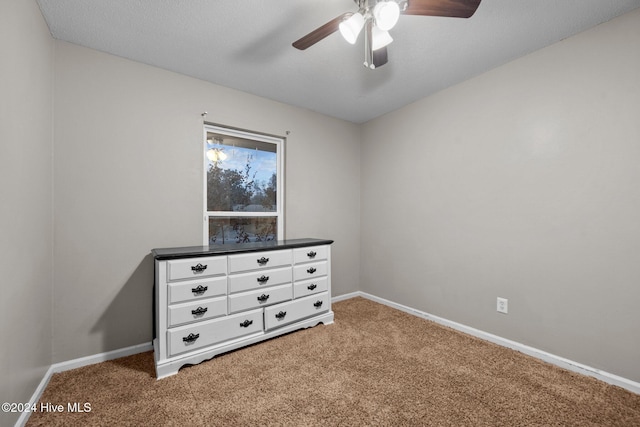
313,300 -> 323,308
182,333 -> 199,343
257,257 -> 269,266
191,307 -> 208,316
257,294 -> 270,302
257,275 -> 270,284
240,319 -> 253,328
307,267 -> 317,274
191,263 -> 208,273
307,283 -> 317,291
191,285 -> 208,295
307,251 -> 317,258
275,311 -> 287,319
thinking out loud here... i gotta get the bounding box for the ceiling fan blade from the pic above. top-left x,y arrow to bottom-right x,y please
403,0 -> 482,18
292,12 -> 352,50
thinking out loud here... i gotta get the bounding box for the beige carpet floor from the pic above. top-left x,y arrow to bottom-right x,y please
27,297 -> 640,426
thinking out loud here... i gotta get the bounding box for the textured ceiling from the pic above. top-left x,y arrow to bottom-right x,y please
37,0 -> 640,123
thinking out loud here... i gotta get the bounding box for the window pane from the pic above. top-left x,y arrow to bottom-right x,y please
206,132 -> 277,213
208,216 -> 277,245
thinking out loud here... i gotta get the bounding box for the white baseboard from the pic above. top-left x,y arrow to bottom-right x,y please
333,291 -> 640,395
331,291 -> 361,303
50,342 -> 152,374
14,365 -> 56,427
16,342 -> 152,427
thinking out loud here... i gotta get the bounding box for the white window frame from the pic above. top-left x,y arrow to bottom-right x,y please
203,124 -> 285,245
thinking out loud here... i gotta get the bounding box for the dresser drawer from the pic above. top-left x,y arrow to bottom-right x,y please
293,245 -> 328,264
228,266 -> 292,294
228,250 -> 292,273
228,283 -> 292,314
168,309 -> 263,357
293,276 -> 328,299
293,261 -> 327,282
168,296 -> 227,327
168,276 -> 227,304
264,292 -> 329,331
167,256 -> 227,282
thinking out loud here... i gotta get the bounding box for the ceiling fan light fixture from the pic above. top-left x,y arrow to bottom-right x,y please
292,0 -> 482,69
373,1 -> 400,31
371,26 -> 393,51
339,12 -> 365,44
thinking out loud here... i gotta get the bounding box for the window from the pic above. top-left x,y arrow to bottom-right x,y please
203,124 -> 284,245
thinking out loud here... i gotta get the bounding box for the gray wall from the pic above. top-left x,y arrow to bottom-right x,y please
52,41 -> 361,363
361,9 -> 640,382
0,0 -> 54,425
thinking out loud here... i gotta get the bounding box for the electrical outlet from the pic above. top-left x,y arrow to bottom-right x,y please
497,297 -> 508,314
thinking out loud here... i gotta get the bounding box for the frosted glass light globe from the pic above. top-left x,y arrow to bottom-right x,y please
339,12 -> 365,44
373,1 -> 400,31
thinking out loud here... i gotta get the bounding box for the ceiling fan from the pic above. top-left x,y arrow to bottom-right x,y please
292,0 -> 482,69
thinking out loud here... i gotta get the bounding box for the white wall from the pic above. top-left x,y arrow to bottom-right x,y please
361,9 -> 640,382
52,41 -> 361,362
0,0 -> 54,425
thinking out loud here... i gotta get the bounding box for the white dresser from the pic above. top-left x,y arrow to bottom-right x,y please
152,238 -> 334,379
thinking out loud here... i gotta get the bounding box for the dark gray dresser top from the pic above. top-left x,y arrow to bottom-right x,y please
152,238 -> 334,260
